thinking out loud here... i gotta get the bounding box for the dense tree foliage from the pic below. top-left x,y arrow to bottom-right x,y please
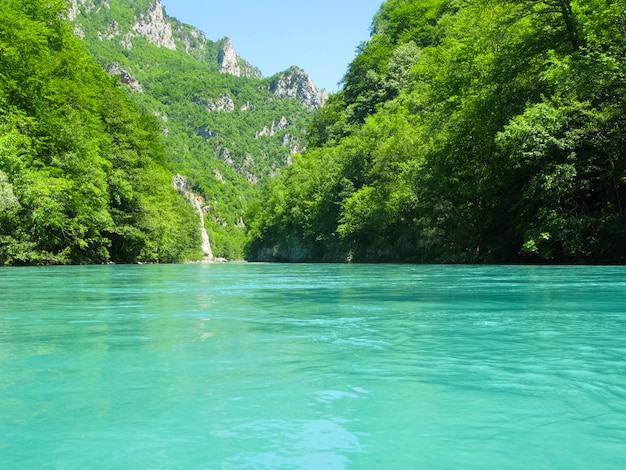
0,0 -> 201,264
247,0 -> 626,263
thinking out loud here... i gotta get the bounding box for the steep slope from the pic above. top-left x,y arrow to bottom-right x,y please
70,0 -> 327,259
247,0 -> 626,264
0,0 -> 201,265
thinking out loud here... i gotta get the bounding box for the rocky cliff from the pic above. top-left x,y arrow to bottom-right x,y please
270,67 -> 328,110
70,0 -> 175,50
217,38 -> 262,79
131,0 -> 176,50
218,38 -> 240,76
71,1 -> 263,77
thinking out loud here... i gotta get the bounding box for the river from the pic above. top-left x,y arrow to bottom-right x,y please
1,264 -> 625,468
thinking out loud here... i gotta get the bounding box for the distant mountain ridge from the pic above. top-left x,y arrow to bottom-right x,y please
69,0 -> 327,107
69,0 -> 328,259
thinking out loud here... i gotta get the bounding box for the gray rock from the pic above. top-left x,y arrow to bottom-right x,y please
218,38 -> 241,76
270,67 -> 328,110
106,63 -> 143,92
131,0 -> 176,50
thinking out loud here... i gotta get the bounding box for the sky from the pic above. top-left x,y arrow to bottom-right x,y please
161,0 -> 384,92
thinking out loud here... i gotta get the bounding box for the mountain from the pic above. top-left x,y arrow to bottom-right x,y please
69,0 -> 328,259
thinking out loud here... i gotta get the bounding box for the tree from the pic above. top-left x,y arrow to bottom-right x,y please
0,0 -> 201,264
248,0 -> 626,264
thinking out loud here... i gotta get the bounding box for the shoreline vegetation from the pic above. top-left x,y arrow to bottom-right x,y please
245,0 -> 626,265
2,1 -> 626,266
0,0 -> 202,266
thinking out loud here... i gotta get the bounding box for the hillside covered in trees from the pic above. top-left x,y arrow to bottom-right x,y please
246,0 -> 626,264
70,0 -> 326,260
0,0 -> 201,264
0,0 -> 326,265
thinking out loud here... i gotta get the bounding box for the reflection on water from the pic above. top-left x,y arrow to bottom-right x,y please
1,264 -> 626,468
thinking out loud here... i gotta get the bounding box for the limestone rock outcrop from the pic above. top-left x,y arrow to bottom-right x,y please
196,127 -> 218,139
205,95 -> 236,112
72,0 -> 177,51
255,116 -> 290,138
106,63 -> 143,92
218,38 -> 241,76
270,67 -> 328,110
282,133 -> 304,155
176,25 -> 206,61
68,0 -> 110,21
217,38 -> 262,78
131,0 -> 176,50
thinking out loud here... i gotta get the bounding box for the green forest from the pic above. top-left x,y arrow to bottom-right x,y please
1,0 -> 625,265
246,0 -> 626,264
0,0 -> 201,264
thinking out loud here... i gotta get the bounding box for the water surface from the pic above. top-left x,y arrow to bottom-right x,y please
1,264 -> 625,468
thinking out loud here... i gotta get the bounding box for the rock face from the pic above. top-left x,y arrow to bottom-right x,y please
217,38 -> 262,78
282,133 -> 304,155
131,0 -> 176,50
67,0 -> 110,21
68,0 -> 79,20
72,0 -> 176,51
217,146 -> 234,166
218,38 -> 241,76
270,67 -> 328,110
205,95 -> 236,112
175,24 -> 206,60
98,20 -> 119,41
106,63 -> 143,92
255,116 -> 290,138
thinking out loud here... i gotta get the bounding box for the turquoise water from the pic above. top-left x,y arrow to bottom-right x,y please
1,264 -> 626,469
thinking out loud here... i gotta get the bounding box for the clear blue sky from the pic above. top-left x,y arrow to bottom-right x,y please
161,0 -> 383,92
